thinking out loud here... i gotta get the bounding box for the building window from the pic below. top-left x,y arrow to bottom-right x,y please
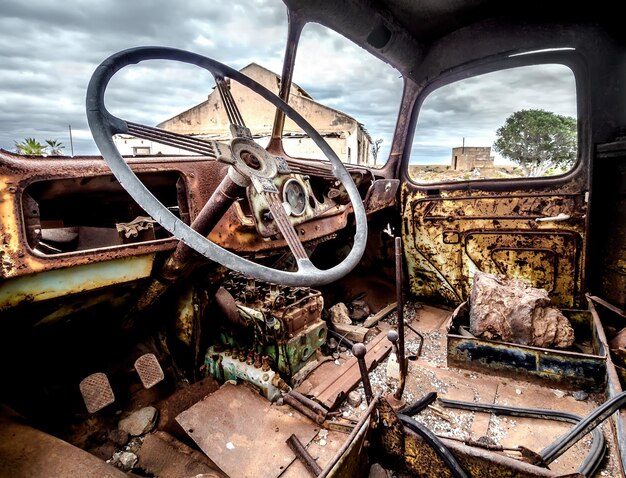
132,146 -> 151,156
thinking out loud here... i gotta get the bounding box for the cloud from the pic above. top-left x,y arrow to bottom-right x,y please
0,0 -> 576,170
0,0 -> 289,154
412,64 -> 577,165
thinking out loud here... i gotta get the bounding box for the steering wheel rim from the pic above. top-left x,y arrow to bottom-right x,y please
86,46 -> 367,287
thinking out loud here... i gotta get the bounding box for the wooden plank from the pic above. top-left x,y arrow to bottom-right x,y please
331,323 -> 371,342
363,302 -> 397,328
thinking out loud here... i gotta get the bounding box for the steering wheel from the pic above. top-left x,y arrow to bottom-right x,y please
86,46 -> 367,287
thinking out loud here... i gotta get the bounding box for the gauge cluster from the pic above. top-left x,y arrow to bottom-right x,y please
246,172 -> 345,238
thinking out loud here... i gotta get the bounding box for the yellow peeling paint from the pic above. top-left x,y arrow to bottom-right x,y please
0,254 -> 154,311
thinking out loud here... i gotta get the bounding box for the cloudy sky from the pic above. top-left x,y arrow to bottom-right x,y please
0,0 -> 575,165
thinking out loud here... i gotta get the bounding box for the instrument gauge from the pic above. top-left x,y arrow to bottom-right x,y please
282,179 -> 307,216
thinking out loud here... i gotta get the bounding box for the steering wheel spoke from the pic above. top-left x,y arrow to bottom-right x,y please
260,190 -> 309,261
125,121 -> 226,158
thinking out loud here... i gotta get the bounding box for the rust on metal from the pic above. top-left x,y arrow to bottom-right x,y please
0,254 -> 154,311
79,372 -> 115,414
137,431 -> 227,478
283,393 -> 326,425
0,150 -> 225,281
317,394 -> 379,478
394,236 -> 407,400
401,187 -> 587,309
352,343 -> 373,403
176,383 -> 319,478
447,301 -> 607,391
0,405 -> 127,477
363,179 -> 399,213
135,353 -> 165,389
374,397 -> 405,459
304,330 -> 392,410
402,430 -> 568,478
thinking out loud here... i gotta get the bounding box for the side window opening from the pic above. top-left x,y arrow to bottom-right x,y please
408,64 -> 578,184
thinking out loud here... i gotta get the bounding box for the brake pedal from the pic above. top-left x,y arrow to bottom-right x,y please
79,372 -> 115,413
135,353 -> 164,389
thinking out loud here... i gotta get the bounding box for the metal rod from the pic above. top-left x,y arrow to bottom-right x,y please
352,343 -> 373,404
286,434 -> 323,476
160,174 -> 243,281
588,294 -> 626,319
439,397 -> 606,476
318,394 -> 380,478
405,322 -> 424,358
283,393 -> 325,425
269,9 -> 305,147
289,390 -> 328,416
394,236 -> 406,400
68,124 -> 74,157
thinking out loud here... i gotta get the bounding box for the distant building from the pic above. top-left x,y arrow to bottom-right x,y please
114,63 -> 372,165
451,146 -> 494,170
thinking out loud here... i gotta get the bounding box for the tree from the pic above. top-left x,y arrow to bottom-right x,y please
371,138 -> 383,165
14,138 -> 65,156
15,137 -> 46,155
493,109 -> 577,177
45,139 -> 65,155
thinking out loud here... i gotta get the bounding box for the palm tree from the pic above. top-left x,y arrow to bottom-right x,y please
15,138 -> 46,155
45,139 -> 65,155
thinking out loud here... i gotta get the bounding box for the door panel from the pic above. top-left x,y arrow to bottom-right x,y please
402,188 -> 586,308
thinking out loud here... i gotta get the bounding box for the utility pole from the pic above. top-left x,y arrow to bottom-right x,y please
69,125 -> 74,157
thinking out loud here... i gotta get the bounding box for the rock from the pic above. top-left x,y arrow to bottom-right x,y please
553,389 -> 567,398
469,272 -> 574,348
573,390 -> 589,401
369,463 -> 390,478
119,406 -> 158,436
349,299 -> 371,321
108,429 -> 129,446
386,352 -> 401,380
111,451 -> 137,471
347,391 -> 362,407
475,435 -> 497,446
329,303 -> 352,325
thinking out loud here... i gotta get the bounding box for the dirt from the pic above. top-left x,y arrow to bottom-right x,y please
334,299 -> 622,478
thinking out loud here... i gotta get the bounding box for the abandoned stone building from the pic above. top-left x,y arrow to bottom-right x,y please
114,63 -> 372,165
451,146 -> 495,170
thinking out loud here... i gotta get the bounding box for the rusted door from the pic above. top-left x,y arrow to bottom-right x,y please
400,61 -> 586,309
400,172 -> 588,308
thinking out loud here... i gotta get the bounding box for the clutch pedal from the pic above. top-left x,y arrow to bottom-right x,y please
135,353 -> 164,389
79,372 -> 115,413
